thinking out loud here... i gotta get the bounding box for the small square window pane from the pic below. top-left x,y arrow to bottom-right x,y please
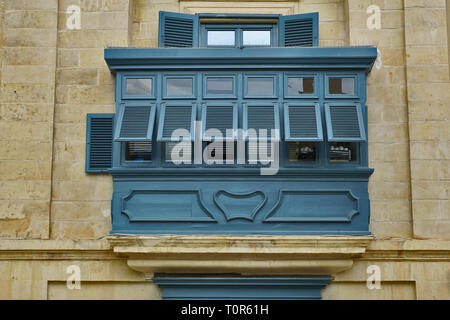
329,142 -> 356,162
206,77 -> 233,95
287,77 -> 314,95
126,78 -> 152,96
166,78 -> 193,96
289,142 -> 316,162
125,141 -> 152,161
207,31 -> 235,46
329,77 -> 355,95
165,142 -> 192,163
247,77 -> 274,95
243,30 -> 271,46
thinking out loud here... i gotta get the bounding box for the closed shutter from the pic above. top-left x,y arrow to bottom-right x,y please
284,103 -> 323,141
86,114 -> 114,173
279,12 -> 319,47
158,11 -> 199,47
202,103 -> 238,141
243,103 -> 280,141
114,103 -> 156,141
325,103 -> 366,141
157,103 -> 197,142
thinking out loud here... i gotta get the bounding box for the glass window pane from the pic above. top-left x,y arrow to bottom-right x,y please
287,77 -> 314,95
206,77 -> 233,95
329,77 -> 355,95
247,77 -> 274,95
289,142 -> 316,162
243,30 -> 271,46
125,141 -> 152,161
165,142 -> 192,163
126,78 -> 152,96
207,31 -> 235,46
329,142 -> 356,162
166,78 -> 193,96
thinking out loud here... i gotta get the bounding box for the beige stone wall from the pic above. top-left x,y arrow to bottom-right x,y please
0,0 -> 58,239
0,0 -> 449,299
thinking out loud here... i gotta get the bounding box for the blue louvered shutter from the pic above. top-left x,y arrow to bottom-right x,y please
114,103 -> 156,141
325,103 -> 366,142
158,11 -> 199,48
202,103 -> 237,141
86,114 -> 114,173
279,12 -> 318,47
284,103 -> 323,141
157,104 -> 196,142
244,103 -> 280,141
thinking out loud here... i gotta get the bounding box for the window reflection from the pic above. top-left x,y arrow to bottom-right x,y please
329,77 -> 355,95
243,30 -> 271,46
207,31 -> 235,46
287,77 -> 314,95
247,77 -> 274,95
166,78 -> 193,96
206,77 -> 233,95
126,78 -> 152,96
125,141 -> 152,161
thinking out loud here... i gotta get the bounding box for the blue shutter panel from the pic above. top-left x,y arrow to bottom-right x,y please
202,103 -> 238,141
284,103 -> 323,141
86,114 -> 114,173
157,104 -> 196,142
325,103 -> 366,142
158,11 -> 199,47
279,12 -> 319,47
244,103 -> 280,141
114,103 -> 156,141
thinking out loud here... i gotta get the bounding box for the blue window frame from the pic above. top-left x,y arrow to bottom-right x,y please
201,23 -> 277,47
201,102 -> 238,141
114,102 -> 156,141
157,102 -> 197,142
203,74 -> 237,99
284,102 -> 323,142
86,113 -> 114,173
244,74 -> 277,99
243,102 -> 281,141
325,74 -> 359,98
163,74 -> 196,99
122,74 -> 156,99
284,73 -> 318,98
324,102 -> 366,142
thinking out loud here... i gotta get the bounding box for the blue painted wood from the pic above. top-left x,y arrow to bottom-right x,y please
279,12 -> 319,47
157,102 -> 197,142
114,102 -> 156,141
243,102 -> 281,141
102,41 -> 377,236
201,102 -> 238,141
104,47 -> 378,71
85,113 -> 114,173
158,11 -> 199,48
324,103 -> 366,142
284,102 -> 323,142
153,276 -> 333,300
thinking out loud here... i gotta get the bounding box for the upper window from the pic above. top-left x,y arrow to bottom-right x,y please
202,23 -> 276,47
158,11 -> 319,48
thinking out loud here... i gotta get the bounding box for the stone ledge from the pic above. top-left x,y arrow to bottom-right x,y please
108,235 -> 374,276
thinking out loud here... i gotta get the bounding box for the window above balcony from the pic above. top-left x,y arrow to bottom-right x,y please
158,11 -> 319,48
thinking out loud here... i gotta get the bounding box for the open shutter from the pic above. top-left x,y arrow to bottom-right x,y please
86,114 -> 114,173
284,103 -> 323,141
201,102 -> 238,141
279,12 -> 318,47
114,103 -> 156,141
158,11 -> 199,48
243,103 -> 280,141
325,103 -> 366,142
157,103 -> 197,142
